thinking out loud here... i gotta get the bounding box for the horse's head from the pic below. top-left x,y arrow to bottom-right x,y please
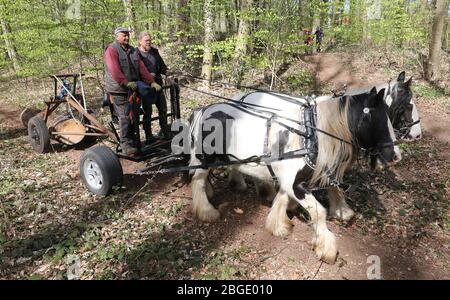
347,87 -> 402,167
388,71 -> 422,140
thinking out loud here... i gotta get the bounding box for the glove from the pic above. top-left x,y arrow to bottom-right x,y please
151,82 -> 162,92
126,81 -> 137,91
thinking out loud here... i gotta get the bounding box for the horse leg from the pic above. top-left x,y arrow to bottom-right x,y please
228,167 -> 247,192
292,193 -> 338,264
265,191 -> 293,237
253,179 -> 276,202
205,173 -> 214,199
328,187 -> 355,221
191,168 -> 220,222
287,198 -> 300,212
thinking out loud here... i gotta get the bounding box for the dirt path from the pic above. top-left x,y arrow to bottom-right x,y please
303,53 -> 367,89
415,101 -> 450,144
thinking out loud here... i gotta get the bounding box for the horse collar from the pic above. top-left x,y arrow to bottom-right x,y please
304,105 -> 318,168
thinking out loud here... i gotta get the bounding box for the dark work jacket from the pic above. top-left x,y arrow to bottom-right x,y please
138,47 -> 168,86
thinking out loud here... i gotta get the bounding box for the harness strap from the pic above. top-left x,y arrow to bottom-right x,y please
263,116 -> 274,155
179,84 -> 284,111
266,165 -> 278,184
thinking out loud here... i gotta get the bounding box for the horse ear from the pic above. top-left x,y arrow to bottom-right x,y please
404,77 -> 413,88
397,71 -> 406,83
376,88 -> 385,102
369,87 -> 377,94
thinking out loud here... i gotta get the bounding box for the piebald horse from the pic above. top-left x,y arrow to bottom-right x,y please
188,88 -> 400,263
237,71 -> 418,170
345,71 -> 421,140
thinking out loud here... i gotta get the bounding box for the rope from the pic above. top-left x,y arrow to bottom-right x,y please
174,72 -> 312,107
178,83 -> 283,112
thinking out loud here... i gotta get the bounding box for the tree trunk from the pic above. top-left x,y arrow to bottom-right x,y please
298,0 -> 305,31
161,1 -> 171,34
425,0 -> 449,81
178,0 -> 189,41
201,0 -> 214,88
232,0 -> 253,84
443,17 -> 448,51
145,0 -> 150,30
123,0 -> 137,41
0,17 -> 19,73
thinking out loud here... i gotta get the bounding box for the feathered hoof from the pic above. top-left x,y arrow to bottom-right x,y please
266,218 -> 293,237
330,206 -> 355,221
196,205 -> 220,223
314,230 -> 338,264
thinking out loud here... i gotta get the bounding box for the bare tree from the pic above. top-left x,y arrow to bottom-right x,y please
425,0 -> 449,81
201,0 -> 214,88
0,13 -> 19,73
232,0 -> 253,84
178,0 -> 189,41
123,0 -> 137,41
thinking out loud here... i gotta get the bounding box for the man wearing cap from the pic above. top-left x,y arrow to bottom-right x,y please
104,27 -> 161,155
138,32 -> 170,140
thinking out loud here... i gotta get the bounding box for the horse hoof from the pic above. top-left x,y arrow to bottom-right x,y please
266,220 -> 293,237
272,224 -> 292,237
330,207 -> 355,221
314,230 -> 338,264
197,206 -> 220,222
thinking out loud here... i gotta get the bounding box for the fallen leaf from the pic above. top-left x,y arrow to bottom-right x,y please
234,208 -> 244,215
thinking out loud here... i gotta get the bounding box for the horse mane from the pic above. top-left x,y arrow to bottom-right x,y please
310,96 -> 354,187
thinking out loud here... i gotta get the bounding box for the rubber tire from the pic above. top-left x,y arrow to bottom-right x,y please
28,116 -> 50,153
79,145 -> 123,196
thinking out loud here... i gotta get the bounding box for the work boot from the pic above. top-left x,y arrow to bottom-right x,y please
158,122 -> 172,140
121,143 -> 138,156
145,131 -> 157,145
158,129 -> 172,140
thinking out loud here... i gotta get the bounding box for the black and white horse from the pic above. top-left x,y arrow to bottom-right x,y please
345,71 -> 421,140
188,87 -> 400,263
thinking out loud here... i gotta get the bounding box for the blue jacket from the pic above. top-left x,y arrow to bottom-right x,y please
137,81 -> 157,104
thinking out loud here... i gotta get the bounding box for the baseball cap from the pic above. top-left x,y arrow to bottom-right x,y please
114,27 -> 131,35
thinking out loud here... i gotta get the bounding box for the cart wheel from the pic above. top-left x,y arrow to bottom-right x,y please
28,116 -> 50,153
80,145 -> 123,196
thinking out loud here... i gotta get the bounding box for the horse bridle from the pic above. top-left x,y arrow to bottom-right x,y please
387,80 -> 420,139
356,97 -> 396,158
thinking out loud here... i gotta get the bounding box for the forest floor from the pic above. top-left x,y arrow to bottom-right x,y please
0,50 -> 449,279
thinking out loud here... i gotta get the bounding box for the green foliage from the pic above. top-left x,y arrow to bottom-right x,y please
0,0 -> 439,85
285,69 -> 316,94
413,84 -> 447,99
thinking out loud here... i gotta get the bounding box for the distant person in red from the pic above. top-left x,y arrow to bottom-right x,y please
104,27 -> 159,155
303,29 -> 314,54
